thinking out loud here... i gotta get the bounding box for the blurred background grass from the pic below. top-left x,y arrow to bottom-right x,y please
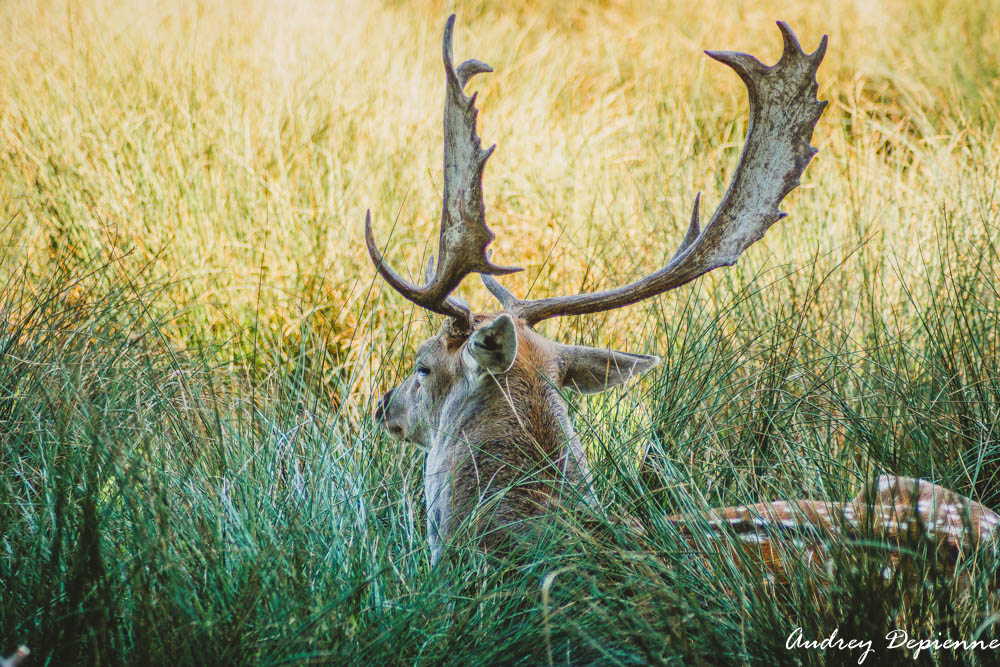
2,0 -> 997,378
2,0 -> 1000,664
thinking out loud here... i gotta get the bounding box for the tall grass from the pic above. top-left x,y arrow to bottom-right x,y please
2,0 -> 999,664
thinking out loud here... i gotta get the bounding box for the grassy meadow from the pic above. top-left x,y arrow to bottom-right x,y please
2,0 -> 1000,663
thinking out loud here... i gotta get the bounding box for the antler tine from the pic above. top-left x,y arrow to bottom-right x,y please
365,14 -> 520,331
365,213 -> 467,320
486,22 -> 827,326
482,251 -> 518,309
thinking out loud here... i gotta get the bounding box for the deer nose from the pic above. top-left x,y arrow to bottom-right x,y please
374,389 -> 394,421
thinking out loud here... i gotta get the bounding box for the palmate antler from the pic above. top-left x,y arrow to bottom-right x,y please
485,22 -> 828,324
365,15 -> 520,330
367,16 -> 827,328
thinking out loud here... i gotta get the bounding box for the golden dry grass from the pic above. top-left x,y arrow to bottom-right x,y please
2,0 -> 998,387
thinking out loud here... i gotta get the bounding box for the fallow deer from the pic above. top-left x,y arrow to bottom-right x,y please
368,15 -> 1000,586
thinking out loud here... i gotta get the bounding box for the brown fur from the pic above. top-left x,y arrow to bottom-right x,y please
668,475 -> 1000,590
445,320 -> 591,554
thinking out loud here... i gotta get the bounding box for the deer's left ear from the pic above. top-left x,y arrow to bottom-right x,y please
558,346 -> 660,394
463,314 -> 518,377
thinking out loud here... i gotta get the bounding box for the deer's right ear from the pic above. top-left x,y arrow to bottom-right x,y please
462,314 -> 518,377
559,346 -> 661,394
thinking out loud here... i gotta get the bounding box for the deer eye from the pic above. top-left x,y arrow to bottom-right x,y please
416,364 -> 431,377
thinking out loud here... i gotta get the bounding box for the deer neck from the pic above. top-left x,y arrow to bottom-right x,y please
424,367 -> 592,563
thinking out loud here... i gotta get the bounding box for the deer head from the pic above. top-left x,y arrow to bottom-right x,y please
369,15 -> 827,565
